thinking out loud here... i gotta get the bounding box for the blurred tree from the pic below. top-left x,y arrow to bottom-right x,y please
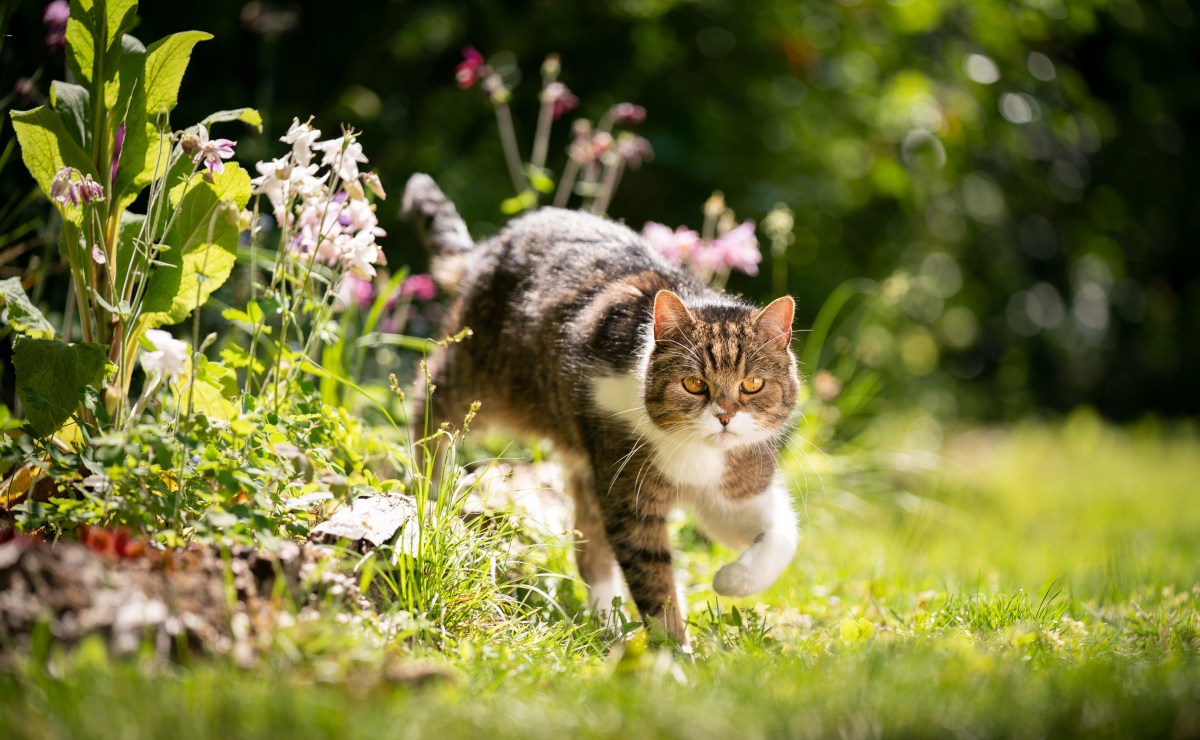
3,0 -> 1196,422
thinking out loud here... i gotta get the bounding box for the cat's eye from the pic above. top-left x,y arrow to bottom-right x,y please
682,376 -> 708,394
741,377 -> 765,394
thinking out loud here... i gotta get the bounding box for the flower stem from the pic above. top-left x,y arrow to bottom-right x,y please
493,103 -> 527,194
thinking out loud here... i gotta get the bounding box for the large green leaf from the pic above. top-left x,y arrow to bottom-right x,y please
12,336 -> 108,439
144,31 -> 213,117
65,0 -> 139,90
135,164 -> 250,332
50,81 -> 91,151
9,106 -> 100,225
110,34 -> 150,203
0,278 -> 56,339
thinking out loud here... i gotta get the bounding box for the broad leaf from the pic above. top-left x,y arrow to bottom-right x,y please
110,35 -> 150,203
65,0 -> 139,91
135,164 -> 250,332
144,31 -> 213,117
201,108 -> 264,133
9,106 -> 100,225
12,336 -> 108,438
50,81 -> 91,151
0,278 -> 56,339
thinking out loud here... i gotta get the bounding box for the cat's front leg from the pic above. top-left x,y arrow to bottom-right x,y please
694,483 -> 799,598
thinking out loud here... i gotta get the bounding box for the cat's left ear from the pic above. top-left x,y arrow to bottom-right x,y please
754,296 -> 795,350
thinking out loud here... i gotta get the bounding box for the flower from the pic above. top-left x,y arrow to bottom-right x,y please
281,117 -> 321,166
141,329 -> 189,378
315,135 -> 368,182
49,167 -> 103,207
615,133 -> 653,168
49,166 -> 78,206
609,102 -> 646,126
191,124 -> 236,175
334,273 -> 376,312
642,222 -> 700,267
456,47 -> 489,89
340,231 -> 381,279
542,82 -> 579,121
711,220 -> 761,276
399,273 -> 437,302
360,171 -> 387,200
43,1 -> 69,50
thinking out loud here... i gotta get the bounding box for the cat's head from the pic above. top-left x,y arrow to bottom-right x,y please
643,290 -> 799,449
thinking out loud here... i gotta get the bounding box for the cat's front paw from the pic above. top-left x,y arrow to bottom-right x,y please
713,563 -> 763,597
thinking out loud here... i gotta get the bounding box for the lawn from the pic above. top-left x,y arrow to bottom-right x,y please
2,411 -> 1198,738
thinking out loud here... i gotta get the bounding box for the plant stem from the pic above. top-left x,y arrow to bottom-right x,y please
553,158 -> 581,208
493,104 -> 527,194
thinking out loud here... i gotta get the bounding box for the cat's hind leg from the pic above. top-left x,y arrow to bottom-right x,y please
565,461 -> 624,621
690,483 -> 798,598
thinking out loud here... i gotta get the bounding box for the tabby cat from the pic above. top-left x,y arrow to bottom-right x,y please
402,174 -> 799,645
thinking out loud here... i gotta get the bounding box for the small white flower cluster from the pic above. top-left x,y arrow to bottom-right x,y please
251,118 -> 387,279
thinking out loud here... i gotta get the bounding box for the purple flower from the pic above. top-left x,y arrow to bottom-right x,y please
399,273 -> 437,302
110,123 -> 126,185
49,167 -> 78,206
191,125 -> 236,175
711,220 -> 761,276
456,47 -> 488,89
335,273 -> 376,313
48,166 -> 103,207
43,1 -> 69,51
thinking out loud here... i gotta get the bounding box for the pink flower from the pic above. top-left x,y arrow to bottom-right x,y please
191,125 -> 236,175
48,166 -> 103,207
43,1 -> 69,51
542,82 -> 579,121
642,222 -> 700,267
399,273 -> 437,302
608,103 -> 646,126
711,220 -> 761,276
456,47 -> 489,89
335,273 -> 376,312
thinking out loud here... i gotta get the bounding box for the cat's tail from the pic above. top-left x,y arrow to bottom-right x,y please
401,173 -> 474,291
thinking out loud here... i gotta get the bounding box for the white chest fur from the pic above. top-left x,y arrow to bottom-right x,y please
589,372 -> 726,490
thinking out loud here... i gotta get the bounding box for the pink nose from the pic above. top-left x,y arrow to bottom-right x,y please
717,413 -> 732,426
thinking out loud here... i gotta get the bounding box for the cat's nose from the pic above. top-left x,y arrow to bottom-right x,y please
717,412 -> 732,426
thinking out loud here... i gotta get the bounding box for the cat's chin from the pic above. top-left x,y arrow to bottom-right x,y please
704,430 -> 754,450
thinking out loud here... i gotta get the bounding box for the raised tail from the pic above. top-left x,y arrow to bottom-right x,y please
401,173 -> 474,291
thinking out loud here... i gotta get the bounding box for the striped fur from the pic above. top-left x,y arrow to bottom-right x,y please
402,174 -> 800,646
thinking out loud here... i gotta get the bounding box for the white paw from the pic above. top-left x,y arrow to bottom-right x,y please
713,563 -> 763,597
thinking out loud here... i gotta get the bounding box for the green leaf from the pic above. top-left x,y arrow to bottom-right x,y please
65,0 -> 139,90
201,108 -> 264,133
9,106 -> 99,225
50,81 -> 91,151
12,336 -> 108,438
0,278 -> 56,339
115,210 -> 146,292
144,31 -> 213,117
135,164 -> 250,331
110,35 -> 151,204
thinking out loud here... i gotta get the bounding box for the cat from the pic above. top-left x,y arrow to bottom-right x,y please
401,174 -> 800,646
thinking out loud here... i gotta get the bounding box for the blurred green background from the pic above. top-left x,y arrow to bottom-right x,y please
3,0 -> 1197,424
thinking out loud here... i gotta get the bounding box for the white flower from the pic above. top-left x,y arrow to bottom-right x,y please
251,156 -> 326,221
281,117 -> 321,167
140,329 -> 189,378
315,136 -> 368,182
340,230 -> 380,279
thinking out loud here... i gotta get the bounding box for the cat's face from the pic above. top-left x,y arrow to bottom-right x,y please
643,292 -> 798,450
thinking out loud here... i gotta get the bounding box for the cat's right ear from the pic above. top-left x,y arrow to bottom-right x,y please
653,290 -> 694,340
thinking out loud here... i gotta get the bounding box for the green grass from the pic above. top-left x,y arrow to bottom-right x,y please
3,411 -> 1199,738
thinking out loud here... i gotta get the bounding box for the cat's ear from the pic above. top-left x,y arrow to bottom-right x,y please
754,296 -> 795,350
653,290 -> 694,340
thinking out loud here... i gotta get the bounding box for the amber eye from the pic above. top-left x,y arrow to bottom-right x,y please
682,376 -> 708,394
740,377 -> 765,394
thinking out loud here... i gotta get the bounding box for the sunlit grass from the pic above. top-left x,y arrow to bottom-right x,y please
2,412 -> 1198,738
